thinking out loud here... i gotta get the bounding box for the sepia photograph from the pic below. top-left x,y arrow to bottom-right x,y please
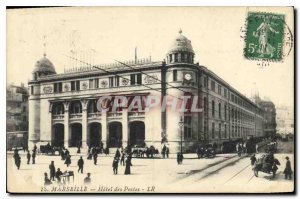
6,6 -> 294,193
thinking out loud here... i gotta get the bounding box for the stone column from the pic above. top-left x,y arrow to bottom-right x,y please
101,111 -> 107,148
122,108 -> 128,147
64,110 -> 69,148
63,101 -> 69,148
82,108 -> 87,148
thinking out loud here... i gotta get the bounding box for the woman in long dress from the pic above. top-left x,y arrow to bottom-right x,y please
124,156 -> 131,175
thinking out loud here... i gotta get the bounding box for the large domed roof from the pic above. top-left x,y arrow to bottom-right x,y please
167,29 -> 194,54
32,54 -> 56,74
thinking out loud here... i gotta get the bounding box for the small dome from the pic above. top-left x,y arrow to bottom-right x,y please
32,54 -> 56,75
167,29 -> 194,54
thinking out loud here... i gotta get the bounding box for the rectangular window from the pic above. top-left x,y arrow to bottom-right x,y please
115,76 -> 120,87
109,77 -> 114,87
212,122 -> 215,139
89,79 -> 94,89
31,86 -> 33,94
76,81 -> 80,91
203,76 -> 208,88
71,81 -> 75,91
225,105 -> 227,120
130,74 -> 136,85
54,82 -> 62,93
219,123 -> 221,138
204,97 -> 208,115
218,84 -> 221,94
174,53 -> 178,62
136,74 -> 142,85
211,80 -> 215,91
224,124 -> 227,138
219,103 -> 221,118
184,116 -> 192,139
173,70 -> 177,81
212,100 -> 215,118
224,88 -> 227,98
95,79 -> 99,88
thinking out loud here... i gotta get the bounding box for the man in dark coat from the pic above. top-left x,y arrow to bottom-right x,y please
33,144 -> 37,153
93,152 -> 98,165
65,154 -> 71,167
49,161 -> 56,181
13,150 -> 21,169
166,147 -> 169,158
112,157 -> 119,174
162,145 -> 166,158
55,168 -> 63,183
115,149 -> 121,160
27,151 -> 31,164
284,156 -> 292,180
77,156 -> 84,173
32,150 -> 36,164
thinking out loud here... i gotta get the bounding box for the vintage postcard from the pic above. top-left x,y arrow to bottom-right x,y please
6,6 -> 294,193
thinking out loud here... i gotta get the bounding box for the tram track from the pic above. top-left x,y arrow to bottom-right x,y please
176,154 -> 249,183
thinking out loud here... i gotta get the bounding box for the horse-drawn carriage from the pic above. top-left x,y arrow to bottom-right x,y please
131,145 -> 159,158
40,144 -> 62,155
254,154 -> 280,178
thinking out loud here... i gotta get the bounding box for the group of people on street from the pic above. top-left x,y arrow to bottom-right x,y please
250,153 -> 293,180
112,148 -> 132,175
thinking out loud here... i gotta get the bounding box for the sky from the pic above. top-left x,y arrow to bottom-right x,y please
6,7 -> 294,107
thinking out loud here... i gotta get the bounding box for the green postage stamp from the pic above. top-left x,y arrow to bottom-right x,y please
244,12 -> 285,61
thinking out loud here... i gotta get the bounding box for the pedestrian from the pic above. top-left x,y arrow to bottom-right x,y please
124,156 -> 131,175
93,152 -> 98,165
115,148 -> 121,160
13,150 -> 21,170
84,173 -> 91,184
162,145 -> 166,158
166,147 -> 169,158
32,150 -> 36,164
120,152 -> 125,166
77,145 -> 81,154
49,161 -> 56,181
55,168 -> 63,183
27,151 -> 31,164
250,154 -> 257,170
112,157 -> 119,174
64,154 -> 71,167
65,149 -> 70,157
77,156 -> 84,173
284,156 -> 292,180
60,149 -> 65,160
44,173 -> 52,186
177,152 -> 183,165
33,144 -> 37,153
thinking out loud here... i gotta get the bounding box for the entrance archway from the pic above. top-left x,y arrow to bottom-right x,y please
70,123 -> 82,147
108,122 -> 122,148
52,123 -> 64,147
129,121 -> 145,147
88,122 -> 102,147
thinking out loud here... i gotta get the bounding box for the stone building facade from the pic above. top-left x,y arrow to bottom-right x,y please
28,30 -> 264,152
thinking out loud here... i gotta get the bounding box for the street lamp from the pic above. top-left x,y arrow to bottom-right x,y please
179,116 -> 184,154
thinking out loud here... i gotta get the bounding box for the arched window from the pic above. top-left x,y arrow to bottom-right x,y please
69,101 -> 82,114
52,102 -> 64,115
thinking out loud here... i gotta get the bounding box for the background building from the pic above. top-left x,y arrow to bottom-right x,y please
28,30 -> 265,153
276,105 -> 294,135
6,83 -> 29,150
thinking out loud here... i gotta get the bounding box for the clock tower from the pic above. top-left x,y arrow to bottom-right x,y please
163,29 -> 200,152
